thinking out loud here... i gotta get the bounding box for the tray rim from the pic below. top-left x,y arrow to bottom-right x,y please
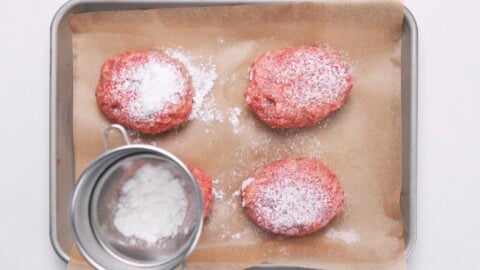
49,0 -> 418,263
402,5 -> 418,259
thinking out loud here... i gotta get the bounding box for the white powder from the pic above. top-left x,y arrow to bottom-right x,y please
241,178 -> 254,190
257,48 -> 350,106
228,107 -> 242,133
113,163 -> 188,245
240,178 -> 254,207
288,49 -> 349,105
213,188 -> 224,200
114,55 -> 187,121
258,178 -> 327,234
242,177 -> 329,235
325,229 -> 361,244
164,48 -> 222,122
230,233 -> 241,240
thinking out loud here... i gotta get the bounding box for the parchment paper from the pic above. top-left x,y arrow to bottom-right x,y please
70,1 -> 406,269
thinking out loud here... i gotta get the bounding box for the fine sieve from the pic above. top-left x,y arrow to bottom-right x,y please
70,124 -> 204,270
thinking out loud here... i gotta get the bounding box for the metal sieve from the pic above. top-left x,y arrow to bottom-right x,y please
71,124 -> 203,270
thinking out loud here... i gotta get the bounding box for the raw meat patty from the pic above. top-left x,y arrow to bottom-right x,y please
188,164 -> 213,218
245,46 -> 353,128
241,157 -> 344,236
96,51 -> 192,134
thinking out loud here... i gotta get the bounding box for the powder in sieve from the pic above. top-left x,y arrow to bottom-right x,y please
114,55 -> 187,121
113,163 -> 188,245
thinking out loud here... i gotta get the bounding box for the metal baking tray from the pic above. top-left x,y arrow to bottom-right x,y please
50,0 -> 417,264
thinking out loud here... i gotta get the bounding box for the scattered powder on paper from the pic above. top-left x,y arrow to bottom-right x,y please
207,180 -> 247,241
213,187 -> 225,200
325,228 -> 361,244
114,55 -> 187,121
212,179 -> 225,200
216,37 -> 226,44
113,163 -> 187,245
228,107 -> 242,133
230,233 -> 241,240
164,48 -> 223,122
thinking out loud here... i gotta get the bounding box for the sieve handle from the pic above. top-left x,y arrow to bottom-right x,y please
103,124 -> 131,151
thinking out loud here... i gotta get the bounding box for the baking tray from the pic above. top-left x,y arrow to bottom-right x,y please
50,0 -> 418,264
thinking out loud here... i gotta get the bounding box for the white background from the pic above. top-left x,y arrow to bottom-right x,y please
0,0 -> 479,269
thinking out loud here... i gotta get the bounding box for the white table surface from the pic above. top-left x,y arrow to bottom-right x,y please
1,0 -> 479,269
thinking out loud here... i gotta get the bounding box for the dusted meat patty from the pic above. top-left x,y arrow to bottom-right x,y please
188,164 -> 213,218
96,51 -> 192,134
245,46 -> 353,128
241,157 -> 344,236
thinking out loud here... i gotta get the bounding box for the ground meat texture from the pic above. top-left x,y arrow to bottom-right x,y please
241,157 -> 344,236
245,46 -> 353,128
188,164 -> 213,218
96,51 -> 193,134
